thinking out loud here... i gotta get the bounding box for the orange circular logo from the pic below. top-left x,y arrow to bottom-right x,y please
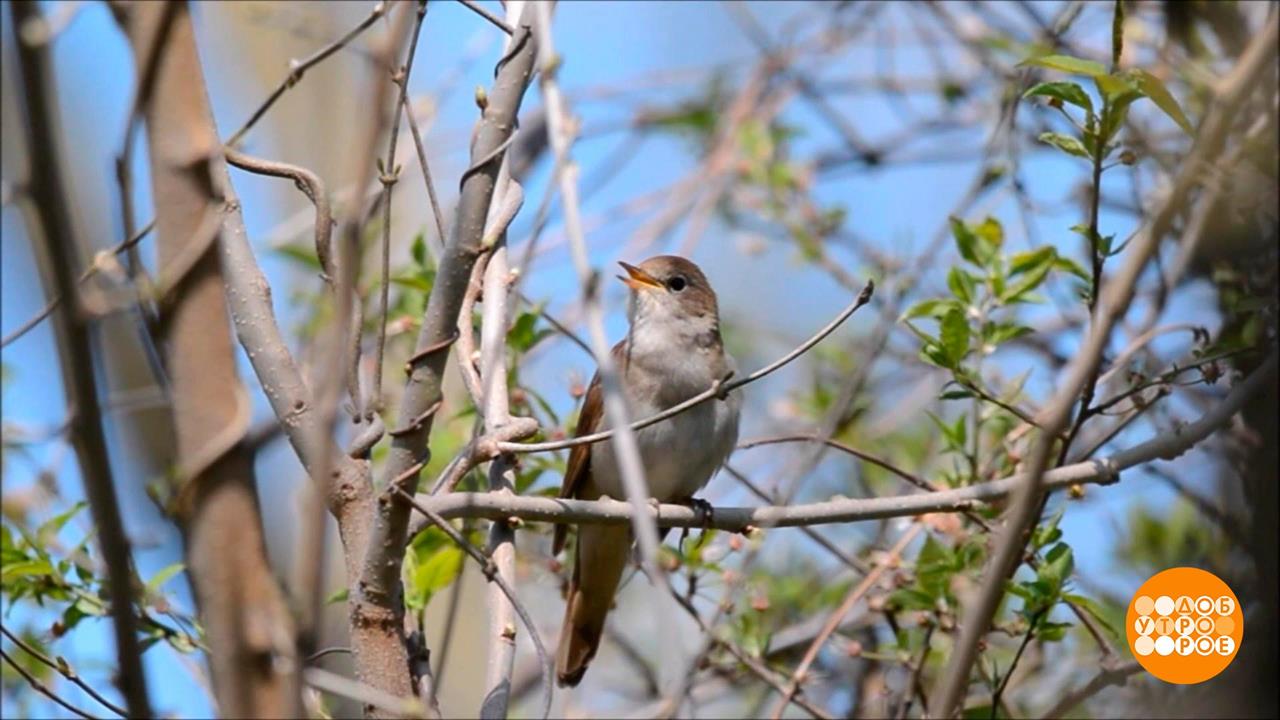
1126,567 -> 1242,684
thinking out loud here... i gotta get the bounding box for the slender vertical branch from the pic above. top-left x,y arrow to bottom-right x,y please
531,0 -> 667,585
9,3 -> 151,716
355,7 -> 540,704
472,7 -> 533,717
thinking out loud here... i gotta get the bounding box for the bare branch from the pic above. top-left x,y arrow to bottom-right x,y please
409,356 -> 1276,532
355,12 -> 540,703
0,626 -> 127,718
769,524 -> 923,719
1039,659 -> 1141,719
226,0 -> 389,146
9,3 -> 151,714
0,648 -> 100,720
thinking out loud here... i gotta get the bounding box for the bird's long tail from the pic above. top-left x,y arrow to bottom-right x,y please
556,523 -> 631,687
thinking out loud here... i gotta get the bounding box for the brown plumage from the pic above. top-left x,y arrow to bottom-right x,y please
554,256 -> 741,688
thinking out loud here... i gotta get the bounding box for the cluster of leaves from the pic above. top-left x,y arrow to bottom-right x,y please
1,503 -> 199,656
1023,53 -> 1191,166
902,215 -> 1085,485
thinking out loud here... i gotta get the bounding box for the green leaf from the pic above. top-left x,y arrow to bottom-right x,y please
1053,256 -> 1091,282
1063,593 -> 1122,642
950,217 -> 983,266
1095,75 -> 1145,143
984,322 -> 1033,347
1020,54 -> 1107,77
916,535 -> 953,599
411,232 -> 427,267
888,587 -> 937,611
145,563 -> 184,595
1,559 -> 55,581
1023,81 -> 1094,115
1038,542 -> 1074,591
508,311 -> 553,354
900,299 -> 962,321
947,267 -> 977,305
37,501 -> 87,542
1130,69 -> 1193,135
974,217 -> 1003,248
940,308 -> 970,368
1037,620 -> 1073,641
1001,250 -> 1056,303
1037,132 -> 1089,158
1008,247 -> 1057,276
405,546 -> 463,611
390,275 -> 433,293
325,588 -> 348,605
1031,507 -> 1065,550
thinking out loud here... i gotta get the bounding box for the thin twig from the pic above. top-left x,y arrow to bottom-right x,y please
457,0 -> 514,35
769,524 -> 923,719
1,219 -> 155,350
0,626 -> 127,717
408,355 -> 1275,532
0,647 -> 100,720
393,487 -> 553,720
401,92 -> 447,262
372,0 -> 430,414
226,0 -> 389,146
302,667 -> 424,718
1038,659 -> 1141,719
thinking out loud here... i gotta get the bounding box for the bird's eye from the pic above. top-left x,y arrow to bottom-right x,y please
667,275 -> 688,292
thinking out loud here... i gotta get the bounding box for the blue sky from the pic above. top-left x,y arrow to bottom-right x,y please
1,1 -> 1228,716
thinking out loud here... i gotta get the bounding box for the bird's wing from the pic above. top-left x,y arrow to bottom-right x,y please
552,342 -> 624,555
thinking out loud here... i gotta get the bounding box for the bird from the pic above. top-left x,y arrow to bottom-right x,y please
554,255 -> 742,687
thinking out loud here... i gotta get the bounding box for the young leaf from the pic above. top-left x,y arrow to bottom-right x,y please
1023,81 -> 1094,115
1020,54 -> 1107,77
940,307 -> 971,368
901,298 -> 962,321
1008,247 -> 1057,276
1001,250 -> 1056,302
411,232 -> 427,267
1063,592 -> 1122,641
1130,69 -> 1193,135
947,267 -> 977,305
145,563 -> 185,595
950,217 -> 983,266
1037,132 -> 1089,158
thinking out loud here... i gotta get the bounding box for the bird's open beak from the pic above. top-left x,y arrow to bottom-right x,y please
617,262 -> 664,292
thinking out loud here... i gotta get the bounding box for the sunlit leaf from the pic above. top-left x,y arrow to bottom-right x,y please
1023,81 -> 1094,115
1131,69 -> 1193,135
1020,53 -> 1107,77
1037,132 -> 1089,158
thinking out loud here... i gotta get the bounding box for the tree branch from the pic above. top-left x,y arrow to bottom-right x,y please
408,354 -> 1275,533
355,11 -> 540,702
9,3 -> 151,715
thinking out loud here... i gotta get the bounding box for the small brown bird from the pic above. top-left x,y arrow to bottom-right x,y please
554,255 -> 741,687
